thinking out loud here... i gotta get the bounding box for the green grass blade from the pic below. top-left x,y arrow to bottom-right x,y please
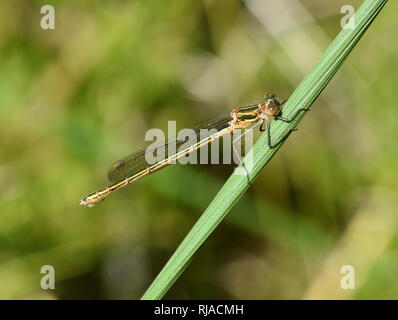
141,0 -> 389,300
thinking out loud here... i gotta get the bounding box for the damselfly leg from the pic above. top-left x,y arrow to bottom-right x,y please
275,107 -> 310,122
259,118 -> 297,148
260,93 -> 311,148
231,120 -> 263,185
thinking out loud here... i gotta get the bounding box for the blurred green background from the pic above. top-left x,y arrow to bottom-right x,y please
0,0 -> 397,299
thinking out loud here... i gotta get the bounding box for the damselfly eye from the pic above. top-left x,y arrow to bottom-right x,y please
265,104 -> 280,116
265,92 -> 275,99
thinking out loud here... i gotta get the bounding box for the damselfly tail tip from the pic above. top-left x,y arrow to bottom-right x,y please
80,190 -> 107,208
79,192 -> 99,208
80,197 -> 95,208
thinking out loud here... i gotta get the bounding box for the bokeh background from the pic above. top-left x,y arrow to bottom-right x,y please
0,0 -> 397,299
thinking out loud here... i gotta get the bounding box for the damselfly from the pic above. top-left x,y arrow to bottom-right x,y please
80,92 -> 307,207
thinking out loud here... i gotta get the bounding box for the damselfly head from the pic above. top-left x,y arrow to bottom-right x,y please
260,93 -> 282,116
